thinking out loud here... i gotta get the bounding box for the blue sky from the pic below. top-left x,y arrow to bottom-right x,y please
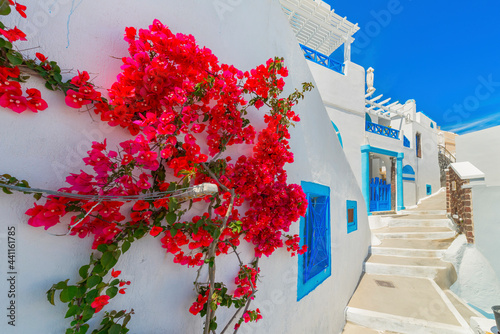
325,0 -> 500,134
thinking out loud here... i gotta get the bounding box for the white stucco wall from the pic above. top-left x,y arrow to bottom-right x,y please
456,125 -> 500,186
444,235 -> 500,313
306,60 -> 366,187
472,186 -> 500,286
0,1 -> 370,333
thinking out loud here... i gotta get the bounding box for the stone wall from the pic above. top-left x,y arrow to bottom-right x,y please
446,168 -> 474,243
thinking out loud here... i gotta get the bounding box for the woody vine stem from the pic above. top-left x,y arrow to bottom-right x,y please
0,1 -> 313,333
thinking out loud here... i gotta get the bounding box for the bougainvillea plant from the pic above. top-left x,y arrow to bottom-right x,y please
0,1 -> 313,333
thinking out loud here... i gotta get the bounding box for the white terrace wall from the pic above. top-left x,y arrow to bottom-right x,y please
454,125 -> 500,307
0,1 -> 370,333
306,60 -> 366,188
456,125 -> 500,186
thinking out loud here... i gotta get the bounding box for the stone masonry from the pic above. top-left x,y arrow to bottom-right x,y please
446,168 -> 474,243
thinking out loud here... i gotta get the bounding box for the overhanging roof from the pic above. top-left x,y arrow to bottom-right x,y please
279,0 -> 359,56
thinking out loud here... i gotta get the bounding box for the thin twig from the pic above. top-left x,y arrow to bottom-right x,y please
203,189 -> 236,334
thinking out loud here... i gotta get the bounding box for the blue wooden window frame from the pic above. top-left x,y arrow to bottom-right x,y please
346,200 -> 357,234
426,184 -> 432,195
298,181 -> 331,301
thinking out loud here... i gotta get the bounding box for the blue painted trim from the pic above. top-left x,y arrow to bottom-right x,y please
365,121 -> 400,140
346,200 -> 357,233
300,44 -> 343,74
361,148 -> 370,214
402,164 -> 415,175
402,177 -> 415,181
331,121 -> 343,148
426,184 -> 432,195
365,113 -> 372,123
361,145 -> 400,158
297,182 -> 331,301
397,156 -> 405,210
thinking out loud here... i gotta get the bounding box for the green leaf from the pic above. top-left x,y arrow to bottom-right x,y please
209,319 -> 217,331
101,251 -> 115,270
0,1 -> 11,16
78,324 -> 89,334
60,286 -> 78,303
55,279 -> 70,290
106,287 -> 118,298
65,305 -> 80,318
47,289 -> 55,305
81,306 -> 95,322
85,289 -> 99,303
86,275 -> 102,289
2,187 -> 13,194
97,244 -> 108,253
110,279 -> 119,286
33,192 -> 43,200
169,228 -> 177,238
122,314 -> 131,328
166,212 -> 176,225
122,241 -> 131,253
109,324 -> 122,334
6,52 -> 23,66
79,265 -> 90,279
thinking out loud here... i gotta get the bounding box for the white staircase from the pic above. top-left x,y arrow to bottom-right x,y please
342,193 -> 483,334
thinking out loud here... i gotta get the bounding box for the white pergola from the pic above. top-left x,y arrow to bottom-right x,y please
279,0 -> 359,59
365,90 -> 406,120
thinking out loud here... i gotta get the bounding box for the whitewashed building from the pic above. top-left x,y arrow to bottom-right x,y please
284,0 -> 441,215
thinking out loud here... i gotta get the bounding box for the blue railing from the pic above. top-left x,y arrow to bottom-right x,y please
370,178 -> 391,212
365,121 -> 400,140
299,44 -> 343,74
403,135 -> 410,147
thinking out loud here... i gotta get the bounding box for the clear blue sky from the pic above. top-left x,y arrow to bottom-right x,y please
325,0 -> 500,134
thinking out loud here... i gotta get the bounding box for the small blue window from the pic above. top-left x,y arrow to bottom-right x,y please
426,184 -> 432,195
403,135 -> 410,148
331,121 -> 343,148
430,122 -> 434,128
298,182 -> 331,301
347,200 -> 357,234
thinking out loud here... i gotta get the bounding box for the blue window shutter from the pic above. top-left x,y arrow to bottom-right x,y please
298,182 -> 331,301
346,200 -> 357,234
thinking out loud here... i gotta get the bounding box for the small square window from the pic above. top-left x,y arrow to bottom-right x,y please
347,200 -> 357,234
426,184 -> 432,195
298,182 -> 331,301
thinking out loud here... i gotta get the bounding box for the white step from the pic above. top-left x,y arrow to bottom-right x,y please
399,210 -> 447,215
371,246 -> 447,258
385,218 -> 452,228
346,307 -> 472,334
374,230 -> 456,240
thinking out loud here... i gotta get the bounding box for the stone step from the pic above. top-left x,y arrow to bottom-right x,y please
346,274 -> 471,334
443,290 -> 484,325
342,321 -> 400,333
372,226 -> 457,240
371,246 -> 446,258
399,210 -> 447,215
374,238 -> 455,250
364,255 -> 457,288
384,218 -> 452,228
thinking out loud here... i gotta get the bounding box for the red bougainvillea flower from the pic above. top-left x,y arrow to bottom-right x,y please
150,226 -> 163,237
65,89 -> 91,109
0,26 -> 26,42
25,88 -> 48,112
90,295 -> 110,313
15,3 -> 27,18
0,93 -> 28,113
111,269 -> 121,278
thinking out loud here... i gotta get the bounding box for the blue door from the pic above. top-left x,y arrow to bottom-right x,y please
369,177 -> 391,212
